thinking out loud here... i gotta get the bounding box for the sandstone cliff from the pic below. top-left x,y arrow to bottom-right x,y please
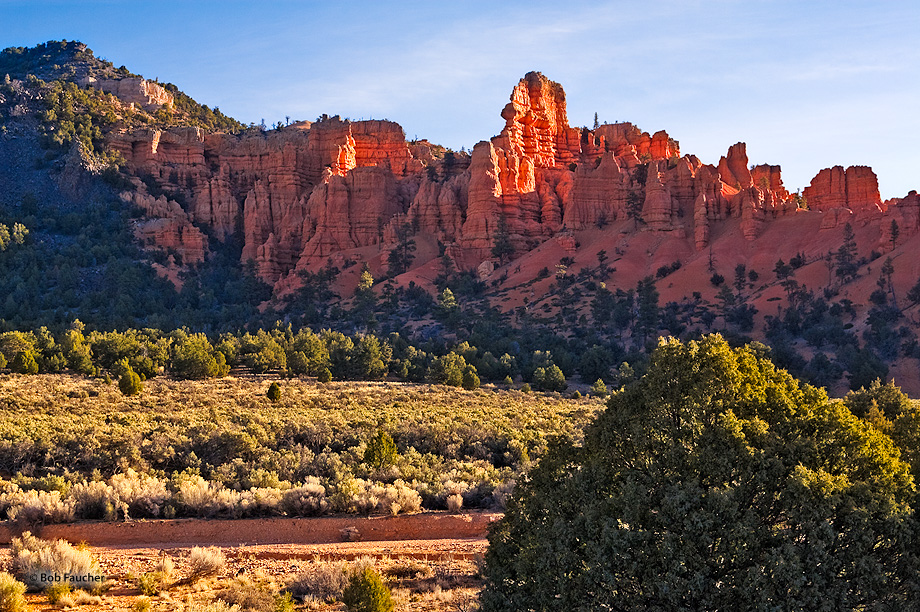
106,71 -> 913,298
81,76 -> 174,110
803,165 -> 883,214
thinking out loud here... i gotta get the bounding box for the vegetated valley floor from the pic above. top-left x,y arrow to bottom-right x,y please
0,535 -> 487,611
0,373 -> 601,611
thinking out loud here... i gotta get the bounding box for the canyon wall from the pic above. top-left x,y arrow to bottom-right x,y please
107,71 -> 914,291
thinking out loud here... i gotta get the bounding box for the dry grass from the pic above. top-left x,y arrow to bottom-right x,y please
286,558 -> 378,604
187,548 -> 226,581
11,532 -> 103,592
14,545 -> 484,612
44,583 -> 71,605
71,590 -> 104,606
288,561 -> 348,603
131,596 -> 151,612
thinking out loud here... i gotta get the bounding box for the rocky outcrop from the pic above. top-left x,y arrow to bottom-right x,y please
717,142 -> 753,190
121,191 -> 207,264
495,71 -> 579,168
643,164 -> 674,230
457,72 -> 693,251
564,153 -> 628,229
738,187 -> 766,240
81,77 -> 174,110
751,164 -> 788,200
593,123 -> 679,161
407,174 -> 468,243
461,141 -> 506,251
104,70 -> 909,294
109,117 -> 426,279
299,166 -> 403,261
803,165 -> 882,214
881,191 -> 920,245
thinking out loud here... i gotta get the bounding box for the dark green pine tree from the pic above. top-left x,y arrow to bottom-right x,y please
386,223 -> 416,276
491,215 -> 514,265
835,222 -> 859,282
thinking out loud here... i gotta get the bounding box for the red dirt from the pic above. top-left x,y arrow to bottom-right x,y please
0,511 -> 501,548
0,513 -> 495,612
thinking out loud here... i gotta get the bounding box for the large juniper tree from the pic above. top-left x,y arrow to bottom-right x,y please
481,335 -> 919,611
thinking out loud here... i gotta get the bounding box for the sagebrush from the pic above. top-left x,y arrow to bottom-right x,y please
11,532 -> 103,591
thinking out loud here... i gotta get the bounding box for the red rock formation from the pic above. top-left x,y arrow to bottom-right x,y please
350,120 -> 423,178
121,191 -> 207,264
717,143 -> 753,189
593,123 -> 679,161
751,164 -> 788,200
738,187 -> 766,240
881,191 -> 920,245
649,130 -> 677,160
109,71 -> 736,282
642,164 -> 674,230
458,72 -> 692,252
496,71 -> 579,168
104,69 -> 907,301
564,153 -> 628,229
460,141 -> 505,251
299,166 -> 402,261
407,174 -> 467,243
803,165 -> 882,214
845,166 -> 883,213
109,117 -> 424,279
691,165 -> 731,249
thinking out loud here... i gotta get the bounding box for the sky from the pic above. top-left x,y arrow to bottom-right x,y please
2,0 -> 918,199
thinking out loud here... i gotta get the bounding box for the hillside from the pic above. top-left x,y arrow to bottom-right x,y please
1,40 -> 919,394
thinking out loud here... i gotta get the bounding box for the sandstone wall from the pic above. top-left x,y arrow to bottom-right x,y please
107,71 -> 910,292
82,77 -> 174,110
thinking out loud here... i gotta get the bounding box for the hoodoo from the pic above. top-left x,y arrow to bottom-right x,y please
105,71 -> 915,297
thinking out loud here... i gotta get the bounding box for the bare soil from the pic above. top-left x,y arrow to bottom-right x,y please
0,512 -> 497,611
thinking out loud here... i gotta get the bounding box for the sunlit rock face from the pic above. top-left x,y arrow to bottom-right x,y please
109,71 -> 912,296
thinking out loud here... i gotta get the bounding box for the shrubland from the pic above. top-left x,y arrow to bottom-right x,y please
0,373 -> 600,521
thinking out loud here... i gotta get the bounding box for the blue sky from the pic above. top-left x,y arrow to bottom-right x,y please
2,0 -> 918,198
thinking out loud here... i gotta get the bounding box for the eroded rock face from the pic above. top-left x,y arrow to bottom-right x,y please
564,153 -> 628,229
107,71 -> 909,292
121,191 -> 207,264
110,117 -> 425,280
751,164 -> 788,201
408,174 -> 468,243
459,72 -> 694,249
643,164 -> 674,230
717,142 -> 753,190
881,191 -> 920,245
803,165 -> 882,214
497,71 -> 579,169
81,77 -> 174,110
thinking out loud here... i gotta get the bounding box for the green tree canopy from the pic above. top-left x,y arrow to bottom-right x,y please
170,333 -> 229,379
461,365 -> 481,390
531,364 -> 566,392
364,430 -> 398,470
386,223 -> 416,276
482,334 -> 918,611
266,381 -> 281,402
342,566 -> 393,612
118,364 -> 143,396
9,350 -> 38,375
428,352 -> 467,387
